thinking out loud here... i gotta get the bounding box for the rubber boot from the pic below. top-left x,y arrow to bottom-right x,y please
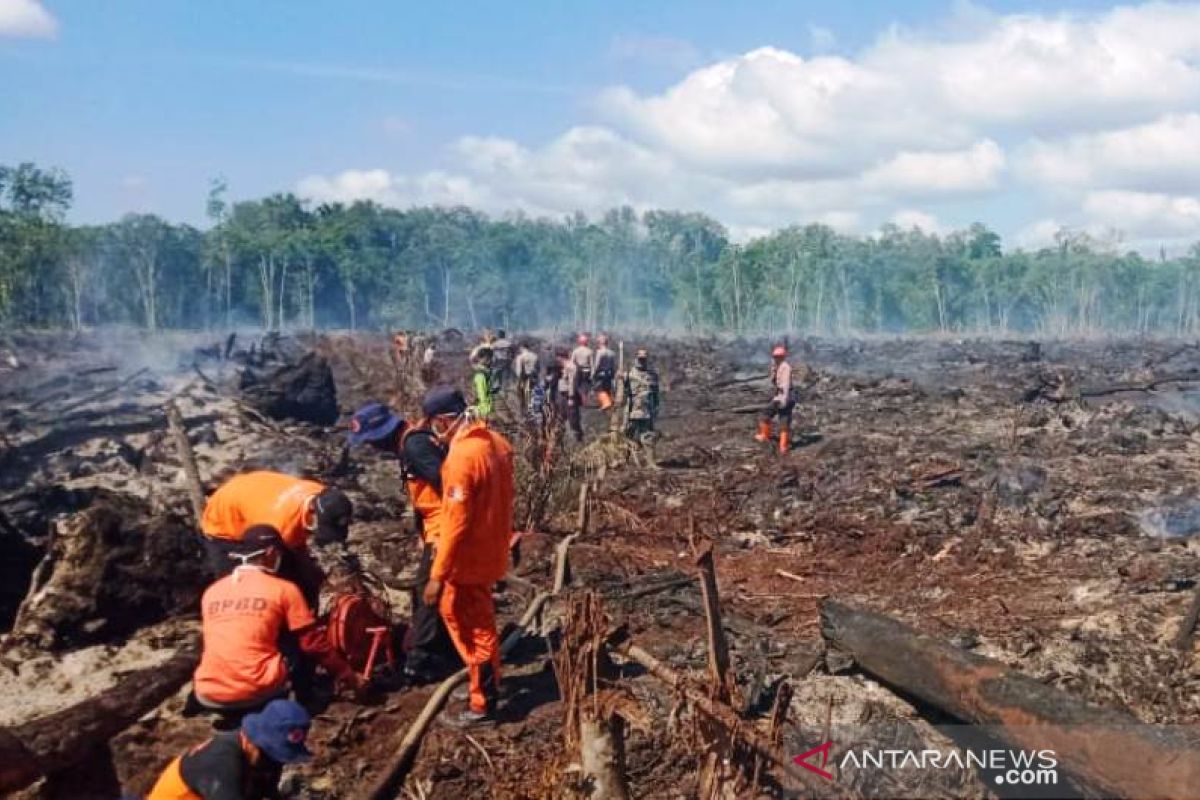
754,420 -> 771,442
778,429 -> 790,454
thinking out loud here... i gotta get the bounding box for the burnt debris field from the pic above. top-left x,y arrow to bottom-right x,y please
1,331 -> 1199,799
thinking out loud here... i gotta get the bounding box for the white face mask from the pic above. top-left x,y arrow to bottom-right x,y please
231,549 -> 279,574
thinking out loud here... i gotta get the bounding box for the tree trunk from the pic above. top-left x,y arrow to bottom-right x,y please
344,275 -> 358,332
0,647 -> 197,794
223,246 -> 233,331
821,600 -> 1200,800
580,716 -> 631,800
278,260 -> 289,331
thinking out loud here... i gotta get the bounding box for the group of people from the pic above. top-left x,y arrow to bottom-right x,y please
148,381 -> 515,798
146,332 -> 795,798
472,331 -> 663,452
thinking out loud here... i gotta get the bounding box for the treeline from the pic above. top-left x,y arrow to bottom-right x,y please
3,161 -> 1200,336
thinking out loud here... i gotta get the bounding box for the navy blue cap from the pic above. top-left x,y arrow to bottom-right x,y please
348,402 -> 404,446
242,699 -> 313,764
421,386 -> 467,418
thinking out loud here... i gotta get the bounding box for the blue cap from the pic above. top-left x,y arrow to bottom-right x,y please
421,386 -> 467,418
242,699 -> 313,764
348,402 -> 404,446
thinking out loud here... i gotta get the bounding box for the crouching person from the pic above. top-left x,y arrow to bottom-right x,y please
147,698 -> 313,800
192,526 -> 363,713
200,470 -> 353,610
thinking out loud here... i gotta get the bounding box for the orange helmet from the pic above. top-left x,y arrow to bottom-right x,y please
772,345 -> 787,357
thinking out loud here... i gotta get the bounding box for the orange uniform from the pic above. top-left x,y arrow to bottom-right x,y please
201,471 -> 323,551
193,568 -> 315,705
409,480 -> 442,544
433,421 -> 514,713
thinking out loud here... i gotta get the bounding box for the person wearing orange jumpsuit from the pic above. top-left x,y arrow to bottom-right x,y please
200,470 -> 352,608
420,386 -> 514,725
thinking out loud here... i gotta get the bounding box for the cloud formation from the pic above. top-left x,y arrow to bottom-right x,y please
0,0 -> 57,39
298,2 -> 1200,248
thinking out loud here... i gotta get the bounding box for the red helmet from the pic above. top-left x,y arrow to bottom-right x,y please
578,333 -> 590,346
772,345 -> 787,357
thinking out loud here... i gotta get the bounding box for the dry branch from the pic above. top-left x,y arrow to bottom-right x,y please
0,646 -> 197,793
821,599 -> 1200,800
622,644 -> 833,796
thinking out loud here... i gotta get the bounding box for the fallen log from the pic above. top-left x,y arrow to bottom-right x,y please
821,600 -> 1200,800
0,646 -> 196,793
165,400 -> 206,524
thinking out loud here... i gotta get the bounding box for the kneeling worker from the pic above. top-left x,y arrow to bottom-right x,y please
201,470 -> 352,607
193,526 -> 362,712
147,698 -> 313,800
421,387 -> 514,725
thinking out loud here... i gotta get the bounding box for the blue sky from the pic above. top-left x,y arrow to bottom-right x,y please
3,0 -> 1199,251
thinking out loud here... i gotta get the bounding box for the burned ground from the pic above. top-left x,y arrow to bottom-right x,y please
1,331 -> 1198,799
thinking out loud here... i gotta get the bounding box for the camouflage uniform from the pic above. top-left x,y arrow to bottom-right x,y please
623,362 -> 660,444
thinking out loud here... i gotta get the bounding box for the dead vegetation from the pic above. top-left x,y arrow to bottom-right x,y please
1,331 -> 1200,798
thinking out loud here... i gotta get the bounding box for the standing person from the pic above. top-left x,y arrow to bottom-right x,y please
490,329 -> 512,390
469,346 -> 495,419
200,471 -> 352,609
570,333 -> 594,400
192,527 -> 361,711
420,340 -> 438,385
592,333 -> 617,413
623,347 -> 661,445
147,699 -> 314,800
512,340 -> 539,414
557,348 -> 584,443
420,387 -> 514,725
348,402 -> 458,683
755,344 -> 796,453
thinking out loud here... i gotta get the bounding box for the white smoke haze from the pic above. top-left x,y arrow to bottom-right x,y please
296,2 -> 1200,251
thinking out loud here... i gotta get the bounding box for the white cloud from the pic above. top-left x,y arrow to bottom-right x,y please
0,0 -> 57,38
296,168 -> 492,209
297,3 -> 1200,250
862,140 -> 1005,196
1018,113 -> 1200,193
891,209 -> 942,234
1082,190 -> 1200,238
1014,218 -> 1064,250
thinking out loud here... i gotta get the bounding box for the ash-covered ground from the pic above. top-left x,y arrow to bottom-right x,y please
1,331 -> 1198,799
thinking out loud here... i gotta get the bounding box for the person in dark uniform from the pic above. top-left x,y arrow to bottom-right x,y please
348,401 -> 460,683
147,699 -> 313,799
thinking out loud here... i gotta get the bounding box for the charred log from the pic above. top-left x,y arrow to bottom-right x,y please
820,599 -> 1200,800
0,646 -> 196,794
8,494 -> 206,650
239,352 -> 338,426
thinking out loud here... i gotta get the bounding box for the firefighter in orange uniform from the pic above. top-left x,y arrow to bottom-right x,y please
200,470 -> 352,607
147,699 -> 312,800
192,526 -> 361,711
420,386 -> 514,725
